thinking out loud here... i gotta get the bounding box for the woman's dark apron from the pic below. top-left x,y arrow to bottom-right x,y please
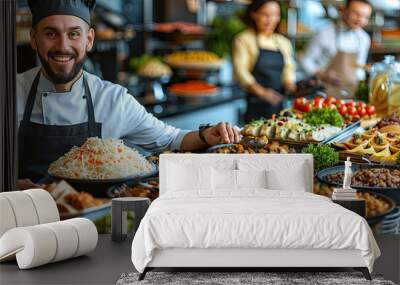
244,41 -> 285,122
18,71 -> 102,182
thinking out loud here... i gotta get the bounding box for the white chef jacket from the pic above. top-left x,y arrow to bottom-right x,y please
17,67 -> 190,153
301,22 -> 371,81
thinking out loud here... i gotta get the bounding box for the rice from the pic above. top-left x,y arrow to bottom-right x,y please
48,137 -> 155,180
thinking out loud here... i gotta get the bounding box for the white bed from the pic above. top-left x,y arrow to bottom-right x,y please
131,154 -> 380,280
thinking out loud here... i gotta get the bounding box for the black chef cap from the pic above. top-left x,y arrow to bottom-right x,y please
28,0 -> 96,27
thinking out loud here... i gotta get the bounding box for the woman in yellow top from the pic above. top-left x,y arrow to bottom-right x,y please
233,0 -> 296,122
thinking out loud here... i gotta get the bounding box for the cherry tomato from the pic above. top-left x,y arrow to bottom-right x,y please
357,107 -> 367,117
366,105 -> 376,115
335,99 -> 343,106
294,98 -> 307,111
346,100 -> 355,107
357,101 -> 367,109
348,106 -> 357,116
294,99 -> 301,110
313,97 -> 323,105
313,97 -> 323,109
301,103 -> 312,112
326,104 -> 337,110
338,105 -> 348,115
325,96 -> 336,105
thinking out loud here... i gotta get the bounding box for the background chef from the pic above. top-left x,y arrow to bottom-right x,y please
301,0 -> 373,98
17,0 -> 240,189
233,0 -> 296,122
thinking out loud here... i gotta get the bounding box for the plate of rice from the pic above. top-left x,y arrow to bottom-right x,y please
48,137 -> 158,184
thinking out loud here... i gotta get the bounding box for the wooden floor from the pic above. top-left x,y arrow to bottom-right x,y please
0,234 -> 399,285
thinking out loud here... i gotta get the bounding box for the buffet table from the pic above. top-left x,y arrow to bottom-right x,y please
0,234 -> 398,285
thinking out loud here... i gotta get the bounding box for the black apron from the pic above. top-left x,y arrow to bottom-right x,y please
245,44 -> 285,122
18,71 -> 102,182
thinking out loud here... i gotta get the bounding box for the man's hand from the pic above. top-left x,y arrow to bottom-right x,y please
202,122 -> 241,145
17,179 -> 43,190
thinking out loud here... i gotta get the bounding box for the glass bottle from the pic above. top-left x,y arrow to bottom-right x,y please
369,55 -> 395,117
389,61 -> 400,115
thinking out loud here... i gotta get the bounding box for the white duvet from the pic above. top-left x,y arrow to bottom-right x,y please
131,190 -> 380,273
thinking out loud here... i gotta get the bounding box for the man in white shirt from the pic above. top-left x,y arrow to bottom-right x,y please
301,0 -> 372,98
17,0 -> 240,187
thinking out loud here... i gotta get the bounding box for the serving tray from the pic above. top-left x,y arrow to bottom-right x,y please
46,163 -> 158,197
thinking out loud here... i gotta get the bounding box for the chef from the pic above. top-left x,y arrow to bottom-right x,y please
233,0 -> 296,122
17,0 -> 240,189
301,0 -> 372,98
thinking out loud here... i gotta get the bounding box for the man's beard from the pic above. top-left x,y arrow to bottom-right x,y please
38,52 -> 86,85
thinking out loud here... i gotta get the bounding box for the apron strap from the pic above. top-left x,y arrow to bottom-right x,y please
82,75 -> 97,137
23,71 -> 41,122
254,32 -> 281,54
22,70 -> 97,136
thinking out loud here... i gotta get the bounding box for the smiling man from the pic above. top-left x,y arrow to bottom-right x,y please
17,0 -> 240,186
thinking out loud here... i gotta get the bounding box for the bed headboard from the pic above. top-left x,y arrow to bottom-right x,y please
159,154 -> 314,195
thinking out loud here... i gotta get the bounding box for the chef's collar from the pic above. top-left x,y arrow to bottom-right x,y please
37,70 -> 84,94
28,0 -> 96,27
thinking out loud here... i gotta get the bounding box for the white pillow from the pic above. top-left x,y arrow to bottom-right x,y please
266,163 -> 307,192
237,158 -> 308,192
236,169 -> 268,189
167,163 -> 212,191
212,168 -> 237,190
211,169 -> 268,190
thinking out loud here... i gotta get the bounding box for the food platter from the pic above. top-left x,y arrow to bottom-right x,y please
240,116 -> 362,152
313,180 -> 396,225
164,51 -> 223,71
320,121 -> 361,145
316,164 -> 400,204
167,80 -> 218,98
46,163 -> 158,197
165,59 -> 222,71
107,177 -> 159,200
328,113 -> 400,165
364,192 -> 396,225
206,142 -> 295,154
60,202 -> 111,220
49,163 -> 158,184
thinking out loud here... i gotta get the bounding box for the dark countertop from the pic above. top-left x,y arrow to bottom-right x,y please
0,234 -> 134,285
140,85 -> 246,119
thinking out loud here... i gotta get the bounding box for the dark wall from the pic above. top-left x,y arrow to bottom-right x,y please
0,0 -> 18,191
